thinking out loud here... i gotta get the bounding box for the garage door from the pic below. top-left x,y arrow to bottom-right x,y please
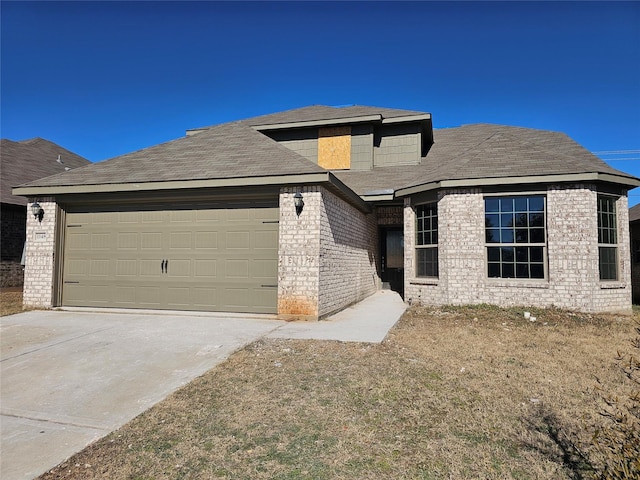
61,200 -> 279,313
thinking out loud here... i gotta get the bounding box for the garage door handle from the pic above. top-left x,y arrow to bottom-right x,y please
161,259 -> 166,274
165,259 -> 169,273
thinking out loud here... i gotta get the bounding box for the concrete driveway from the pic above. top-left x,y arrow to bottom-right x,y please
0,291 -> 406,480
0,310 -> 286,480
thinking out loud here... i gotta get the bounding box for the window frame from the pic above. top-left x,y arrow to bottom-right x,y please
484,194 -> 548,280
597,194 -> 619,281
415,202 -> 438,278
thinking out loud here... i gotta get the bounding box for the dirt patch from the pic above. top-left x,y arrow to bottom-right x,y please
39,304 -> 637,479
0,287 -> 31,317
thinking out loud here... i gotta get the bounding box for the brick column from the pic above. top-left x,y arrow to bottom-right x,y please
278,187 -> 321,319
23,198 -> 57,308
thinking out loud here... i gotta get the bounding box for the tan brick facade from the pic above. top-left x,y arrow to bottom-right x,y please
278,186 -> 379,320
405,185 -> 632,313
23,198 -> 58,307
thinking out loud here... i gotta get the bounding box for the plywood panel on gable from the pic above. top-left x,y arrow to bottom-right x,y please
318,126 -> 351,169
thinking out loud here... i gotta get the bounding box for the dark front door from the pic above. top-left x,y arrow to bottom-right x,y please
380,227 -> 404,298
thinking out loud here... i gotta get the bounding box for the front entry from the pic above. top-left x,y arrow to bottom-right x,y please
380,227 -> 404,298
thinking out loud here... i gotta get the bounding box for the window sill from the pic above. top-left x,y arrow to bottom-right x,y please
486,279 -> 550,289
410,277 -> 439,286
599,282 -> 626,290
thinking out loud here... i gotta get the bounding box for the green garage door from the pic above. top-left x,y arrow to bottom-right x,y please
61,201 -> 279,313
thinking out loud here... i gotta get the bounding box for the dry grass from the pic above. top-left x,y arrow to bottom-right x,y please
0,287 -> 29,316
39,304 -> 638,480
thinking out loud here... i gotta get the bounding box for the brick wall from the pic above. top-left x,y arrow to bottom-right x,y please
23,198 -> 57,307
405,185 -> 632,313
278,186 -> 379,320
318,187 -> 379,317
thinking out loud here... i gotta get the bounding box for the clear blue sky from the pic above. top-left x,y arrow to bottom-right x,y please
2,1 -> 639,202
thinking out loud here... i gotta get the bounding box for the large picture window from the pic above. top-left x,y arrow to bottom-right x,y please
416,203 -> 438,277
598,195 -> 618,281
485,196 -> 546,279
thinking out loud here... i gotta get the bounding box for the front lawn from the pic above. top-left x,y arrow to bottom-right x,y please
40,304 -> 637,479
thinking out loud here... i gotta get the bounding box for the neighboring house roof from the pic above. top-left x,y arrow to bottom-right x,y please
630,204 -> 640,223
1,137 -> 90,206
13,106 -> 639,201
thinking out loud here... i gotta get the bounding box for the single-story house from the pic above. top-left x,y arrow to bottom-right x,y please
1,138 -> 90,287
13,105 -> 640,318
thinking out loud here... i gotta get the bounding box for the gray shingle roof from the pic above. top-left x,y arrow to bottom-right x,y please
14,108 -> 637,199
1,138 -> 90,205
19,122 -> 325,189
335,124 -> 635,195
240,104 -> 428,127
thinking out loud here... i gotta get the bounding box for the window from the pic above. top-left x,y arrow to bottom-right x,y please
598,195 -> 618,280
416,203 -> 438,277
485,196 -> 546,279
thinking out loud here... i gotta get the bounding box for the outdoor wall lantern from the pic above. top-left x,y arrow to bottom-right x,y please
293,192 -> 304,216
31,201 -> 44,222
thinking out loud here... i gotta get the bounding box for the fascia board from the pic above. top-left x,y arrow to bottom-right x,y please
382,114 -> 432,124
395,172 -> 640,197
12,173 -> 333,197
251,115 -> 382,131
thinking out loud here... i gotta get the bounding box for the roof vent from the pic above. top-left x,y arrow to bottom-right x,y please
56,154 -> 64,164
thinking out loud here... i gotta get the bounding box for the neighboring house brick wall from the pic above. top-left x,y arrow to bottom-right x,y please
405,185 -> 632,313
278,186 -> 379,320
631,221 -> 640,304
23,198 -> 57,307
1,204 -> 27,261
0,262 -> 24,288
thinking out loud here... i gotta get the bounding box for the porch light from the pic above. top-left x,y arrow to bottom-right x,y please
294,192 -> 304,216
31,201 -> 44,222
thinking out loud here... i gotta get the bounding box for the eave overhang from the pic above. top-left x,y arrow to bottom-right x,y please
13,172 -> 372,213
394,172 -> 640,198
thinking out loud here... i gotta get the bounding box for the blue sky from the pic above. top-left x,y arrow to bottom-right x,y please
2,1 -> 639,202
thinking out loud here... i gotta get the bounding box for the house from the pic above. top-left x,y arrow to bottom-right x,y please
629,203 -> 640,304
12,105 -> 640,317
1,138 -> 90,287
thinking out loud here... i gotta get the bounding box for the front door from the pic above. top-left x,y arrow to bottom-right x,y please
380,227 -> 404,298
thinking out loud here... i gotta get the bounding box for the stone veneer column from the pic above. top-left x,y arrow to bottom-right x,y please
278,186 -> 322,319
23,197 -> 58,307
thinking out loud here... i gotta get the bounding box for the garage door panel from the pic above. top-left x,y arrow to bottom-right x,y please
195,260 -> 216,277
118,232 -> 139,249
62,202 -> 278,314
141,232 -> 162,249
226,231 -> 250,249
195,231 -> 218,249
192,287 -> 217,307
253,259 -> 278,278
116,259 -> 137,276
167,259 -> 191,277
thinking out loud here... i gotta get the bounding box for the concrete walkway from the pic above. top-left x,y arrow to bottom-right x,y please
0,291 -> 405,480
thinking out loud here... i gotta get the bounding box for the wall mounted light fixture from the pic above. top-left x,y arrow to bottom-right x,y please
31,201 -> 44,222
293,192 -> 304,216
